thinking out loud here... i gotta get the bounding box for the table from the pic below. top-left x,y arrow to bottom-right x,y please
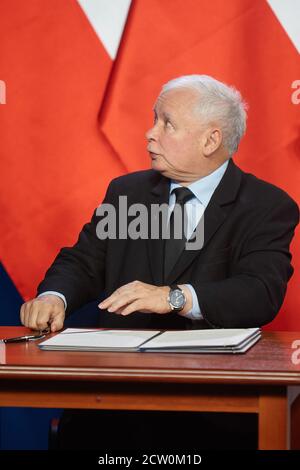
0,327 -> 300,450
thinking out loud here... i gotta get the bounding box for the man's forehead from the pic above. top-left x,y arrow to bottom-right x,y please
153,87 -> 199,113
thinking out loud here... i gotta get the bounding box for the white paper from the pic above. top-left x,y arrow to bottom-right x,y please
141,328 -> 260,349
38,327 -> 261,354
39,328 -> 160,351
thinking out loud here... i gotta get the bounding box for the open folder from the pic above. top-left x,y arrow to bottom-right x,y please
38,327 -> 261,354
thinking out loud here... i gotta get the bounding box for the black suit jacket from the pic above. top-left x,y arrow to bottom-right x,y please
37,159 -> 299,329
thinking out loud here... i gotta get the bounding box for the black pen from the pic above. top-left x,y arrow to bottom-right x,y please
0,328 -> 50,344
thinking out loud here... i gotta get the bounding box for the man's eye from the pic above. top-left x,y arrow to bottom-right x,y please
165,120 -> 173,128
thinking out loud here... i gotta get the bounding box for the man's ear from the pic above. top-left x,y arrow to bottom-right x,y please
202,127 -> 222,156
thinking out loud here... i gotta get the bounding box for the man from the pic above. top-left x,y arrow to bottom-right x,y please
21,74 -> 299,333
20,75 -> 299,449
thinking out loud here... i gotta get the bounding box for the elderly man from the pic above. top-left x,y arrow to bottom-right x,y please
20,75 -> 299,449
21,74 -> 299,333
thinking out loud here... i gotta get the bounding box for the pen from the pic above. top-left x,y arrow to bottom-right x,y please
0,328 -> 50,344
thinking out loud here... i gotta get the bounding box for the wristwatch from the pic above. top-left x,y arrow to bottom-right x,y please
168,284 -> 186,312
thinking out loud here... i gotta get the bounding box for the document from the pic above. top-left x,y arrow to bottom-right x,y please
39,327 -> 261,354
140,328 -> 261,353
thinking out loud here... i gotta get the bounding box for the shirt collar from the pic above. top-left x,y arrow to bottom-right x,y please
169,159 -> 229,208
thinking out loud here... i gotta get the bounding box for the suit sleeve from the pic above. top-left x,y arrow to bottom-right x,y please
37,180 -> 116,316
192,196 -> 299,328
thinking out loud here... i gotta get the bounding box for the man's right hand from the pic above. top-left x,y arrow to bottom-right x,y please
20,294 -> 65,332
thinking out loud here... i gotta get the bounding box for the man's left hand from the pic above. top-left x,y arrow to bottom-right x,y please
98,281 -> 172,316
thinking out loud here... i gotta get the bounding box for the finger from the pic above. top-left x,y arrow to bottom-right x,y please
28,302 -> 50,330
49,310 -> 65,332
20,303 -> 26,325
100,290 -> 129,310
107,292 -> 143,312
98,291 -> 119,309
23,301 -> 34,328
99,297 -> 113,309
35,308 -> 53,331
99,281 -> 143,309
118,299 -> 144,316
118,299 -> 152,316
27,307 -> 39,330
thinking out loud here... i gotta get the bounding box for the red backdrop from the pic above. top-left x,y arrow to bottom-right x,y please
0,0 -> 299,329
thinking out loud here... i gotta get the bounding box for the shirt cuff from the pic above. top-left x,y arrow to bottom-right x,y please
182,284 -> 203,320
38,291 -> 67,310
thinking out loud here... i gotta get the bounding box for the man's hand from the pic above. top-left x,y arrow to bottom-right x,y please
98,281 -> 192,316
20,294 -> 65,332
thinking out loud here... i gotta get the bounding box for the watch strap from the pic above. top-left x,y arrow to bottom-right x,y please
170,284 -> 182,292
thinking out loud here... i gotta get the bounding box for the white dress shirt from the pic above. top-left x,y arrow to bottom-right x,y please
169,159 -> 229,319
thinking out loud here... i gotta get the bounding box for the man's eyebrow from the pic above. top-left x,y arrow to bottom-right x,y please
152,108 -> 173,121
163,112 -> 172,121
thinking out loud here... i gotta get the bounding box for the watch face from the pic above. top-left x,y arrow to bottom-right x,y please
170,289 -> 185,308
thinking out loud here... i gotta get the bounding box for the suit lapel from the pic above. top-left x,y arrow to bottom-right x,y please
147,173 -> 170,285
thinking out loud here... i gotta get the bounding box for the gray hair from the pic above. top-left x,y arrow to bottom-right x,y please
160,74 -> 248,156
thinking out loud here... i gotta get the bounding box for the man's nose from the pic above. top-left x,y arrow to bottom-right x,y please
146,125 -> 157,141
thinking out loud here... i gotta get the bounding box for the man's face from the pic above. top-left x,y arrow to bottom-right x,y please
146,88 -> 208,182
